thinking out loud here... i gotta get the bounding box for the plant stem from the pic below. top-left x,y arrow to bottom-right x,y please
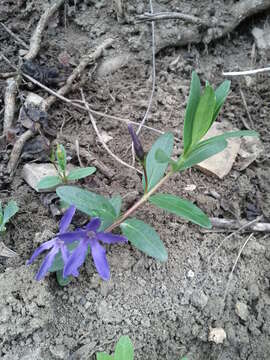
105,170 -> 173,232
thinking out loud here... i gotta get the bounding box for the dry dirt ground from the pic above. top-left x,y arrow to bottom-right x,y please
1,1 -> 270,359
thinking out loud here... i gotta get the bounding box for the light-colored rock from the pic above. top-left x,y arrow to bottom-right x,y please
252,27 -> 270,51
22,163 -> 75,192
97,53 -> 130,77
208,327 -> 226,344
184,184 -> 197,191
197,121 -> 241,179
235,301 -> 249,321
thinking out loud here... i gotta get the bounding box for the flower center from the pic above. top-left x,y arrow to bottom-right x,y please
87,231 -> 96,239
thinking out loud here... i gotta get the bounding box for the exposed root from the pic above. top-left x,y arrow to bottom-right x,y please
153,0 -> 270,52
24,0 -> 65,61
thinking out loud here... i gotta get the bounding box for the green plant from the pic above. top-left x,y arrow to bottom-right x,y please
0,200 -> 19,233
37,144 -> 96,190
97,336 -> 134,360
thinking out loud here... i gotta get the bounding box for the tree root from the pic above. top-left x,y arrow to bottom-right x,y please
3,77 -> 17,135
210,217 -> 270,232
151,0 -> 270,52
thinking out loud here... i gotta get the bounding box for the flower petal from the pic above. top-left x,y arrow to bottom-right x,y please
35,246 -> 59,281
97,232 -> 127,244
63,240 -> 88,277
91,240 -> 110,280
27,238 -> 56,265
59,205 -> 76,233
85,217 -> 101,232
58,230 -> 85,243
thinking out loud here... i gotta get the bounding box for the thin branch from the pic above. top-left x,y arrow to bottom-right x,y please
137,11 -> 210,27
207,216 -> 263,263
0,22 -> 29,49
238,82 -> 254,129
223,233 -> 254,303
24,0 -> 65,60
81,89 -> 143,175
210,216 -> 269,232
223,67 -> 270,76
44,38 -> 114,109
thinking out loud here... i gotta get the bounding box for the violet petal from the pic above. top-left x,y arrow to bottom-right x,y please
91,239 -> 110,280
63,239 -> 88,277
97,232 -> 127,244
27,238 -> 56,265
59,205 -> 76,233
35,246 -> 60,281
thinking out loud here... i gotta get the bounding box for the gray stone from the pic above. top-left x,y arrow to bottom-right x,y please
252,27 -> 270,51
235,301 -> 249,321
49,345 -> 68,359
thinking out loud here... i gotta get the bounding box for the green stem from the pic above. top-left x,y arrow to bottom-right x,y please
105,170 -> 174,233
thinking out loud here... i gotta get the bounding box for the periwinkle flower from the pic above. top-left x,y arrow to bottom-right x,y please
128,124 -> 145,161
58,217 -> 127,280
27,205 -> 76,280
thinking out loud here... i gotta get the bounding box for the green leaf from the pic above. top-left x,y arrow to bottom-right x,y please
67,167 -> 96,181
212,80 -> 231,122
109,195 -> 122,217
3,200 -> 19,225
178,138 -> 227,171
56,270 -> 72,286
49,242 -> 79,272
183,71 -> 201,153
144,132 -> 174,192
97,353 -> 114,360
120,218 -> 167,261
198,130 -> 258,148
56,186 -> 117,230
37,175 -> 62,190
114,336 -> 134,360
155,148 -> 170,164
56,144 -> 67,173
149,193 -> 211,229
191,85 -> 216,146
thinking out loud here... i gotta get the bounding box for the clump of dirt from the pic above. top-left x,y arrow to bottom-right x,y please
1,1 -> 270,359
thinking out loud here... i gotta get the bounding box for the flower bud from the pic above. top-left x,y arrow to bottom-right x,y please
128,124 -> 145,161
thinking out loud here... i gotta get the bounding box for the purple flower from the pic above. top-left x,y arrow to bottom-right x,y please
128,124 -> 145,161
58,218 -> 127,280
27,205 -> 76,280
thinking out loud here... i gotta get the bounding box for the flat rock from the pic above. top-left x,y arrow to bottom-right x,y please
197,121 -> 241,179
22,163 -> 75,192
208,327 -> 226,344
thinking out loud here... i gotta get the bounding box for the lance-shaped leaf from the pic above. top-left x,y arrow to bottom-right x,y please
114,336 -> 134,360
198,130 -> 258,148
120,218 -> 167,261
191,85 -> 216,146
3,200 -> 19,226
67,167 -> 96,181
144,132 -> 174,192
56,186 -> 117,230
177,138 -> 227,171
183,71 -> 201,153
149,193 -> 211,228
109,195 -> 122,217
38,175 -> 62,190
212,80 -> 231,122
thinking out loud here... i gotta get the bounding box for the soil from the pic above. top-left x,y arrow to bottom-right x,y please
1,1 -> 270,359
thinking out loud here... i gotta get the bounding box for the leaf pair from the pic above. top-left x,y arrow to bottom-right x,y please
97,336 -> 134,360
38,167 -> 96,190
0,200 -> 19,233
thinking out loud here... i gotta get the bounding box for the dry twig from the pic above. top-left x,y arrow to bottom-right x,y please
3,78 -> 18,134
81,89 -> 143,175
0,22 -> 29,49
210,216 -> 270,232
238,83 -> 254,129
24,0 -> 65,60
137,11 -> 210,27
223,66 -> 270,76
223,233 -> 254,302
